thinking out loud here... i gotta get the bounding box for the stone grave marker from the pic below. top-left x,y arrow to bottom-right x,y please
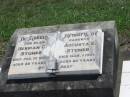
8,29 -> 104,79
0,21 -> 121,97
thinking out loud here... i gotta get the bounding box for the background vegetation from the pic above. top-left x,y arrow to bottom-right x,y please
0,0 -> 130,41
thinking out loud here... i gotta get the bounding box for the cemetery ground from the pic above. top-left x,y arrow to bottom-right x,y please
0,0 -> 130,59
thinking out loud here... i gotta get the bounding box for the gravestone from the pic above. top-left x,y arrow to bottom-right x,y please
0,21 -> 121,97
8,29 -> 104,79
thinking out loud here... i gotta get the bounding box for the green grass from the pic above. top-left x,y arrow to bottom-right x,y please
0,0 -> 130,41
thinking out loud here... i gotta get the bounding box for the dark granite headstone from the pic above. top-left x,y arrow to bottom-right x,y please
0,21 -> 120,97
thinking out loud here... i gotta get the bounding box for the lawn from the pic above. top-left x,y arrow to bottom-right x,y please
0,0 -> 130,41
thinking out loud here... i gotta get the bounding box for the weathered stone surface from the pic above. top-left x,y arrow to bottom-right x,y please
8,29 -> 104,79
0,21 -> 120,97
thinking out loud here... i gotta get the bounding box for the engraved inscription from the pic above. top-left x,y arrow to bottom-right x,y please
8,29 -> 104,79
56,30 -> 104,73
8,34 -> 48,75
